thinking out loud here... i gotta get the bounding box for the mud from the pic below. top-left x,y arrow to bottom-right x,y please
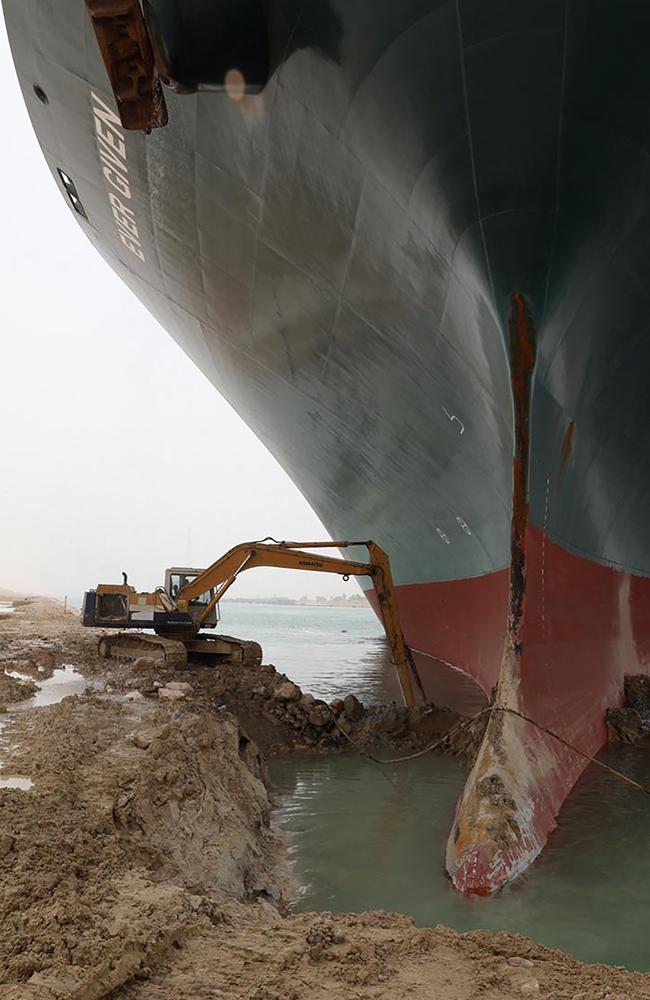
0,670 -> 39,709
2,596 -> 650,998
128,660 -> 487,760
0,596 -> 97,678
114,915 -> 650,1000
0,696 -> 286,997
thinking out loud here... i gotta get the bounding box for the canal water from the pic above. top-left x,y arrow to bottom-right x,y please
220,602 -> 650,970
271,748 -> 650,971
219,601 -> 395,702
6,601 -> 646,964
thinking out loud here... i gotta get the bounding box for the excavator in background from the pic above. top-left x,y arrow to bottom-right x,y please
81,539 -> 422,707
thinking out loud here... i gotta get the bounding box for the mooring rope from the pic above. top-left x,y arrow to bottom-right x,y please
330,701 -> 650,797
496,705 -> 650,797
328,705 -> 492,765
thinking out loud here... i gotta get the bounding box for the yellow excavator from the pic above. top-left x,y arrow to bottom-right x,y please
81,538 -> 422,706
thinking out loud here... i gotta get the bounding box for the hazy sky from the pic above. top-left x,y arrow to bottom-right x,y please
0,18 -> 358,603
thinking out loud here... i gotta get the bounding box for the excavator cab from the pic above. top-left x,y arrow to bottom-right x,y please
82,568 -> 218,633
165,567 -> 218,627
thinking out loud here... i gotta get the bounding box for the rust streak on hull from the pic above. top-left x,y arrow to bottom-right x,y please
446,292 -> 540,896
560,420 -> 576,474
508,290 -> 537,650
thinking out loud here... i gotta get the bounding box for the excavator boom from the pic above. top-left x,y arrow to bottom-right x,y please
179,540 -> 372,603
177,539 -> 422,707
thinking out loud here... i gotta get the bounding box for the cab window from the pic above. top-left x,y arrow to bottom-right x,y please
170,574 -> 211,604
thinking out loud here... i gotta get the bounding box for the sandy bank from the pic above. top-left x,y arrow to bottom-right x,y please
1,596 -> 649,999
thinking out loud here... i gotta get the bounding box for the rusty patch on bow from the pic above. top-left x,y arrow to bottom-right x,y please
84,0 -> 168,132
560,420 -> 575,474
508,292 -> 537,650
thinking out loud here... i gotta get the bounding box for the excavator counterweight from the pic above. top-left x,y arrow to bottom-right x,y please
81,539 -> 422,705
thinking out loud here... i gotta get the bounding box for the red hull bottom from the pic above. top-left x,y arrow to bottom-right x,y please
377,526 -> 650,894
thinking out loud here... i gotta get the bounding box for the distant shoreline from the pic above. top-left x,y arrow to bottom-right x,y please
221,597 -> 368,609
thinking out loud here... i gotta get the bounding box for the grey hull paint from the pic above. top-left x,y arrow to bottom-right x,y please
4,0 -> 650,592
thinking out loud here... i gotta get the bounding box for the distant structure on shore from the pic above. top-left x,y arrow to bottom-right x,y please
223,594 -> 367,609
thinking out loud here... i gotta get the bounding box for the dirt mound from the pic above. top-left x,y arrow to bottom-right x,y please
0,669 -> 39,708
89,657 -> 485,761
0,596 -> 98,671
113,911 -> 650,1000
0,696 -> 285,998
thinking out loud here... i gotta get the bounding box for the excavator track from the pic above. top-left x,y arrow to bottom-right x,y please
183,634 -> 263,667
210,636 -> 263,668
97,632 -> 262,669
97,633 -> 187,668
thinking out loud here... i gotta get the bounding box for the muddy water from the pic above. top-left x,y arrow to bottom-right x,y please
9,664 -> 86,711
219,602 -> 396,702
271,745 -> 650,971
0,665 -> 86,789
230,604 -> 650,970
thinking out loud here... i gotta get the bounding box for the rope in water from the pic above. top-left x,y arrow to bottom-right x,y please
498,705 -> 650,797
330,701 -> 650,796
328,705 -> 492,765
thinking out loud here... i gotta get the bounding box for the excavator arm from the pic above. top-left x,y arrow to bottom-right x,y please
177,539 -> 423,707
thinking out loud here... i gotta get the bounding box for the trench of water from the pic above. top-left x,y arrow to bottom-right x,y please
218,603 -> 650,972
0,664 -> 86,789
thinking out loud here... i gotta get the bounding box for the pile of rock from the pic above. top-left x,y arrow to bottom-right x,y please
255,677 -> 367,750
102,657 -> 482,759
230,668 -> 481,758
158,680 -> 193,702
606,675 -> 650,744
